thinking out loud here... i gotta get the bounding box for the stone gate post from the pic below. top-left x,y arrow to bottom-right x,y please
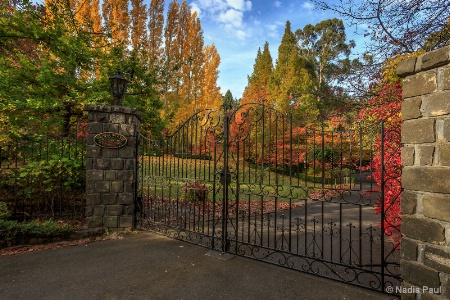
398,46 -> 450,299
84,105 -> 141,230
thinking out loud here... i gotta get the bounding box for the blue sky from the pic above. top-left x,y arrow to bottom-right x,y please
185,0 -> 367,99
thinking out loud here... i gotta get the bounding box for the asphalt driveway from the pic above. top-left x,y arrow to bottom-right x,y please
0,231 -> 396,300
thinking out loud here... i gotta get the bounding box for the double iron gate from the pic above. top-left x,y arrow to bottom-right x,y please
136,103 -> 401,294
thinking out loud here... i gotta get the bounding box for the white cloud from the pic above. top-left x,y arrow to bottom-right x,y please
190,0 -> 252,40
190,3 -> 201,17
274,1 -> 281,8
218,9 -> 244,27
226,0 -> 252,11
302,1 -> 314,10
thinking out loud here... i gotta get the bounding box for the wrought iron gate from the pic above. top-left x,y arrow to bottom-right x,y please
136,103 -> 401,294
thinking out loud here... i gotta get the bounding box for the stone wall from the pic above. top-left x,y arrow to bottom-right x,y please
398,46 -> 450,299
85,105 -> 141,230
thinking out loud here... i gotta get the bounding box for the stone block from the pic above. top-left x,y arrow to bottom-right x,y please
124,181 -> 134,193
95,113 -> 109,122
423,91 -> 450,116
94,159 -> 111,170
102,193 -> 117,205
423,193 -> 450,222
107,205 -> 123,216
403,72 -> 437,98
86,193 -> 101,206
105,170 -> 117,181
442,67 -> 450,90
86,216 -> 103,228
86,158 -> 93,170
400,282 -> 416,300
444,119 -> 450,142
103,123 -> 119,133
402,147 -> 415,166
88,112 -> 96,122
439,144 -> 450,166
402,97 -> 422,120
424,245 -> 450,273
110,114 -> 126,124
421,47 -> 450,71
103,216 -> 118,228
93,205 -> 106,216
111,159 -> 124,170
421,292 -> 441,300
86,170 -> 103,181
444,274 -> 450,299
118,193 -> 133,205
111,181 -> 124,193
119,216 -> 134,228
403,167 -> 450,193
103,148 -> 118,158
402,119 -> 435,144
402,215 -> 445,244
119,146 -> 135,158
88,122 -> 103,134
419,146 -> 435,166
401,237 -> 418,261
402,190 -> 417,215
85,205 -> 94,217
397,58 -> 417,77
118,170 -> 134,181
127,137 -> 137,147
401,260 -> 441,289
86,145 -> 101,159
124,159 -> 136,170
119,124 -> 135,136
86,182 -> 95,194
95,181 -> 110,193
123,205 -> 134,215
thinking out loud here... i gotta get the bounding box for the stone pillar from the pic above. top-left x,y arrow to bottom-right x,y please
398,46 -> 450,299
85,105 -> 141,230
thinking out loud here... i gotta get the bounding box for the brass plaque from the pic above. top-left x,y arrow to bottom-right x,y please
94,132 -> 127,148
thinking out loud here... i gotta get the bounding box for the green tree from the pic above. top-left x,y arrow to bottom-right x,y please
295,18 -> 357,119
242,42 -> 273,105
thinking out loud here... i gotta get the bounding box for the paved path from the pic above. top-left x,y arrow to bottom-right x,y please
0,232 -> 397,300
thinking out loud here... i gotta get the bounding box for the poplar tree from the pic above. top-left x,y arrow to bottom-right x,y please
130,0 -> 148,56
162,0 -> 180,110
147,0 -> 164,72
201,44 -> 222,110
102,0 -> 130,44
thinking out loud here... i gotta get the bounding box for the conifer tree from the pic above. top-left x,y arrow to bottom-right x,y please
242,42 -> 274,105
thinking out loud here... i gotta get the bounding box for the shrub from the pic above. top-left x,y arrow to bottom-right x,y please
0,219 -> 73,246
182,181 -> 209,202
0,202 -> 11,220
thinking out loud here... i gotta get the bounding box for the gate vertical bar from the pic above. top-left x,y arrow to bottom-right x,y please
221,108 -> 230,252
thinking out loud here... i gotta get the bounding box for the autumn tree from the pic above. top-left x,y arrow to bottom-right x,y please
201,44 -> 222,110
102,0 -> 130,44
130,0 -> 148,57
161,0 -> 180,116
242,42 -> 273,105
147,0 -> 164,75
